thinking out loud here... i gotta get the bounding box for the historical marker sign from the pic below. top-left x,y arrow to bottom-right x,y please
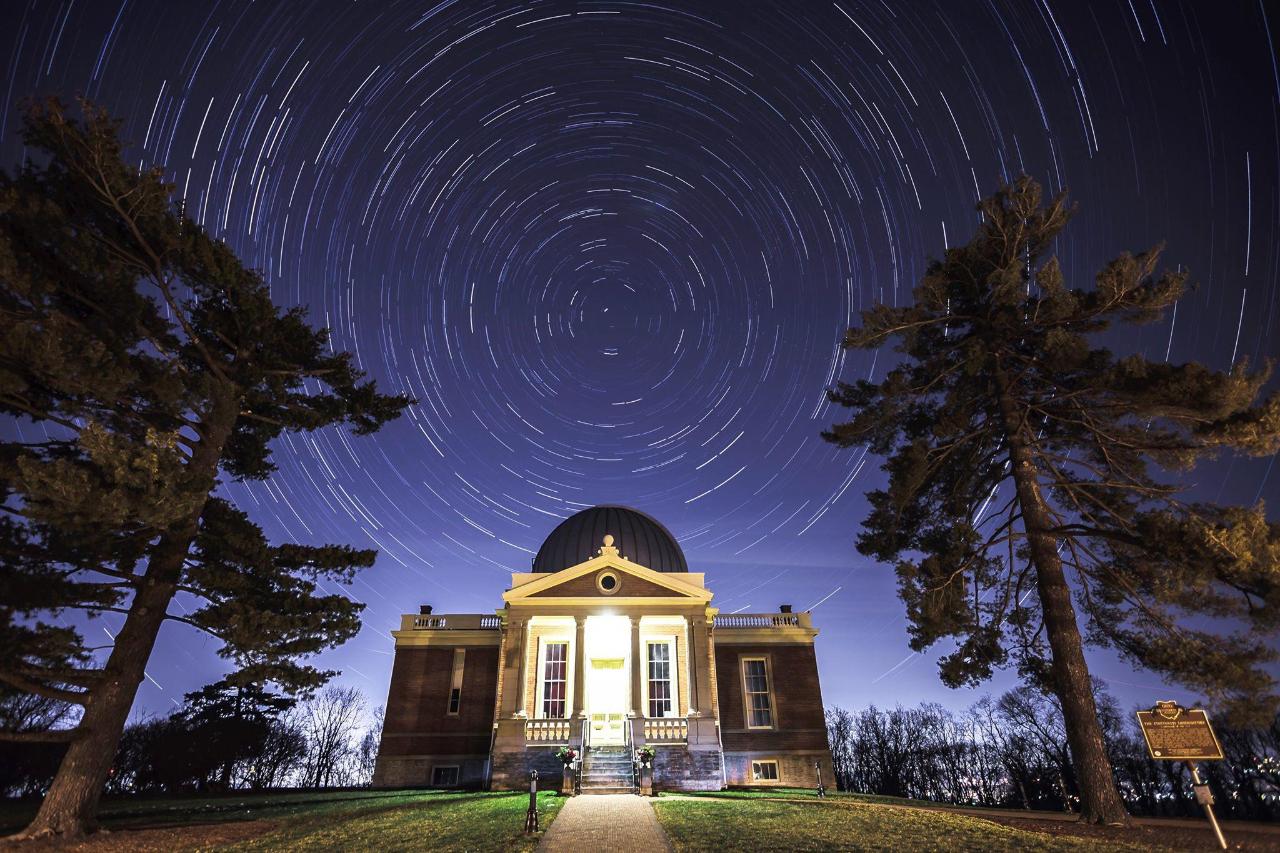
1135,700 -> 1224,761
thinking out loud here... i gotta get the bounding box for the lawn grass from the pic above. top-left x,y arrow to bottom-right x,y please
0,789 -> 565,851
226,790 -> 564,852
0,789 -> 437,834
652,796 -> 1150,852
677,786 -> 939,808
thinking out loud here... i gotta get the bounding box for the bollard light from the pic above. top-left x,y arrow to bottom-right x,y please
524,769 -> 540,833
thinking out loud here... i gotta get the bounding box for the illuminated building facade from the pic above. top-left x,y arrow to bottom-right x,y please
373,505 -> 833,792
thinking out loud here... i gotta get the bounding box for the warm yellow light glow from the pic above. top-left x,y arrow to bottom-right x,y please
585,614 -> 630,659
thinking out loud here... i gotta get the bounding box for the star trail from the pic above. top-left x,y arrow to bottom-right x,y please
2,0 -> 1277,715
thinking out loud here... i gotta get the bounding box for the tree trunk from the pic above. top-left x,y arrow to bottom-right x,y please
15,395 -> 238,840
995,369 -> 1130,826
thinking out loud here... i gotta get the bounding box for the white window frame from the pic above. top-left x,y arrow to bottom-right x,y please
536,638 -> 569,719
446,648 -> 465,716
643,636 -> 678,718
751,759 -> 781,784
740,655 -> 776,730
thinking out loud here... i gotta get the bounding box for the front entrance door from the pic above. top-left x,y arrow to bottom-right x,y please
587,657 -> 626,745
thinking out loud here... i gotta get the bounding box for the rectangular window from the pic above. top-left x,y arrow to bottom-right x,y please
447,648 -> 465,715
742,657 -> 773,729
431,765 -> 460,787
542,641 -> 567,718
647,641 -> 673,718
751,760 -> 780,782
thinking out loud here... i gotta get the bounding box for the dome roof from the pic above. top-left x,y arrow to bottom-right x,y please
532,505 -> 688,573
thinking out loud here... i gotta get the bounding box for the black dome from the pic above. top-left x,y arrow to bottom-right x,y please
532,505 -> 688,573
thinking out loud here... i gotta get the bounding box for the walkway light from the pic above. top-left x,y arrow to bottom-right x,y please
524,770 -> 539,833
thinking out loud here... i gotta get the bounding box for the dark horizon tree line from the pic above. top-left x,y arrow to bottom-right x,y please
0,681 -> 382,798
825,686 -> 1280,822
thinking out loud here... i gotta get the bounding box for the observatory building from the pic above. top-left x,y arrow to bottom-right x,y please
373,505 -> 833,792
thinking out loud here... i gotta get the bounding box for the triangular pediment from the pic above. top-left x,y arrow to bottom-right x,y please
504,553 -> 710,603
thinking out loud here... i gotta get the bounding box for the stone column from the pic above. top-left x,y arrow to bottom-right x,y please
499,614 -> 529,717
686,610 -> 718,748
687,612 -> 715,715
572,615 -> 587,718
515,617 -> 530,717
492,612 -> 530,788
629,614 -> 646,748
570,615 -> 587,748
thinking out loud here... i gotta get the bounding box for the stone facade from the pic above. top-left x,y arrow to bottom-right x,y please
373,506 -> 834,794
652,745 -> 724,792
490,744 -> 564,791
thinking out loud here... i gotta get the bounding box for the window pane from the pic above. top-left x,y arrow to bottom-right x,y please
543,642 -> 567,718
647,642 -> 673,718
743,659 -> 772,727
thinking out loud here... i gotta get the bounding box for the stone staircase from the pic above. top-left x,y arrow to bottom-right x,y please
579,746 -> 635,795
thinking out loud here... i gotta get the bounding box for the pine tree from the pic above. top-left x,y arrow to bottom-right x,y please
177,678 -> 296,791
823,177 -> 1280,825
0,98 -> 411,839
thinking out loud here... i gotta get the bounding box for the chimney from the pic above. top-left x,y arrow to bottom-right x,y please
780,604 -> 792,613
420,604 -> 433,615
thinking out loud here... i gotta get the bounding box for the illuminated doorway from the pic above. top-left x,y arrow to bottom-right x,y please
585,615 -> 629,745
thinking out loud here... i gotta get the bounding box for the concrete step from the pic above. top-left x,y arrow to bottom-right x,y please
580,785 -> 636,795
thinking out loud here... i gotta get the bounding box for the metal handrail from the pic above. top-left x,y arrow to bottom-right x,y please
627,718 -> 639,794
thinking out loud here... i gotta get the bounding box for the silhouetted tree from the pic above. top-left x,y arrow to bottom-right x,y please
241,716 -> 307,790
0,99 -> 411,839
301,685 -> 365,788
355,706 -> 384,786
0,687 -> 73,796
179,678 -> 296,790
824,177 -> 1280,823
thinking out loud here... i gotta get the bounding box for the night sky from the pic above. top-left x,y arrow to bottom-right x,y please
3,0 -> 1278,720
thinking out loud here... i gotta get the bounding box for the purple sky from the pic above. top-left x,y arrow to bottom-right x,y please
3,0 -> 1277,721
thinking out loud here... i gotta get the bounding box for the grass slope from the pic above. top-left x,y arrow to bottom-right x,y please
653,796 -> 1149,852
0,790 -> 564,852
228,790 -> 562,852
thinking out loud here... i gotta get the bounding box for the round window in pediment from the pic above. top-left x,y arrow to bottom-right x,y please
596,570 -> 621,595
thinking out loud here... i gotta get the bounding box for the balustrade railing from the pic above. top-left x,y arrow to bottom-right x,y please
525,719 -> 572,743
407,614 -> 502,630
642,716 -> 688,744
713,613 -> 802,628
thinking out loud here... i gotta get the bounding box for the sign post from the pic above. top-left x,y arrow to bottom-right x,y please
1135,700 -> 1226,850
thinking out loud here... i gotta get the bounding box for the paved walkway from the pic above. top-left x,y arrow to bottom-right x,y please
538,794 -> 673,853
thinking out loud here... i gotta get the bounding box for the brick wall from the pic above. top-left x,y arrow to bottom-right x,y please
490,747 -> 564,791
653,746 -> 724,791
528,571 -> 680,597
373,644 -> 499,787
713,642 -> 830,753
722,751 -> 833,789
